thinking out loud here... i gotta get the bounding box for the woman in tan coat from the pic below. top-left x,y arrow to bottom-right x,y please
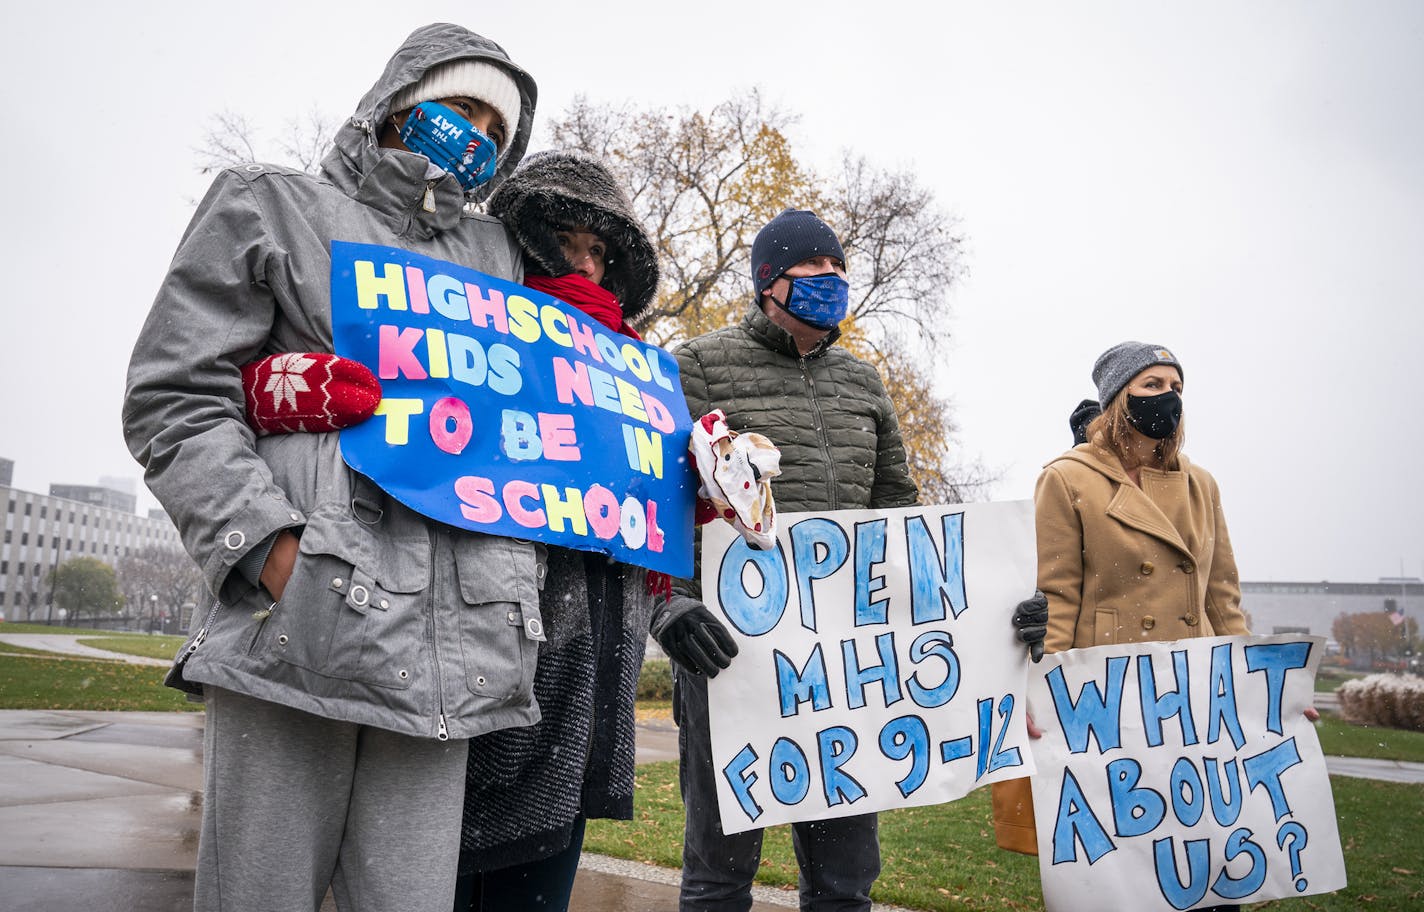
996,342 -> 1243,851
999,342 -> 1300,912
1036,341 -> 1249,653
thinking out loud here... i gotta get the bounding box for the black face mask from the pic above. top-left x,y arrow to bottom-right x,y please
1125,390 -> 1182,439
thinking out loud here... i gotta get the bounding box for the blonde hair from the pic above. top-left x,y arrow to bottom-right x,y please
1087,388 -> 1185,471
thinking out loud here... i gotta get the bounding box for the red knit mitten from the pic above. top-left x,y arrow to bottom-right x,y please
241,353 -> 382,436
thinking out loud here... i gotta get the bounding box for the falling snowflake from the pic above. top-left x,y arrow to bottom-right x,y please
264,353 -> 318,411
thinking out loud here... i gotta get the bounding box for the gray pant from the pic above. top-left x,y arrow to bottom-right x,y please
675,670 -> 881,912
195,687 -> 469,912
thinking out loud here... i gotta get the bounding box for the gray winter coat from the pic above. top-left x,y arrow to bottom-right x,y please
122,24 -> 545,740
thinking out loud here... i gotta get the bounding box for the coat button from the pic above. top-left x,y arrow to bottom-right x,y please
1140,561 -> 1154,575
224,530 -> 246,550
1141,615 -> 1156,630
1185,613 -> 1199,626
476,675 -> 487,686
1180,561 -> 1195,574
277,634 -> 289,645
332,577 -> 344,588
379,599 -> 390,610
350,585 -> 369,607
398,669 -> 409,680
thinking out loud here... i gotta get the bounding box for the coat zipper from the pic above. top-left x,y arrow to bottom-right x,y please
429,527 -> 449,741
799,357 -> 839,509
183,602 -> 223,659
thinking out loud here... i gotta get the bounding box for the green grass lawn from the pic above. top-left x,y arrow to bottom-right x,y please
1315,667 -> 1365,693
1315,715 -> 1424,763
585,763 -> 1424,911
0,653 -> 197,711
0,622 -> 124,635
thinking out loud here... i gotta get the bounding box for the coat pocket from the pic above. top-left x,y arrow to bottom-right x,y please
1093,606 -> 1119,646
263,506 -> 429,689
450,536 -> 543,700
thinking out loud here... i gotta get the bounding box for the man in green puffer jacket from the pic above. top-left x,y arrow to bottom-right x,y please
653,209 -> 918,911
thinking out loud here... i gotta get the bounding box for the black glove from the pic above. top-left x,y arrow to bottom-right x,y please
655,600 -> 739,677
1069,398 -> 1102,446
1013,590 -> 1049,663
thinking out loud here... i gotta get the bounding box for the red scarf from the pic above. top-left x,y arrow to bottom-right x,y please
523,273 -> 671,597
523,274 -> 641,340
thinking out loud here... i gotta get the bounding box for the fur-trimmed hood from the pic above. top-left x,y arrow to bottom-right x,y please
488,150 -> 660,322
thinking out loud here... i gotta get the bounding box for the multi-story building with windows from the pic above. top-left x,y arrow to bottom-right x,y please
47,483 -> 138,515
1241,579 -> 1423,640
0,471 -> 181,621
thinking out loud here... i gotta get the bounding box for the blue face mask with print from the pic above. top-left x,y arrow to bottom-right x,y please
774,273 -> 850,330
398,101 -> 498,191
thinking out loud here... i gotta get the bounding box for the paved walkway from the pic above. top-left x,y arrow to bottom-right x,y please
0,633 -> 171,667
0,633 -> 821,911
1,633 -> 1419,911
0,709 -> 825,911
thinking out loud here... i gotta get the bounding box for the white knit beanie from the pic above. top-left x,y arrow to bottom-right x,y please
389,59 -> 522,152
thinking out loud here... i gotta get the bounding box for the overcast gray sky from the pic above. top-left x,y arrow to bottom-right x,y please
1,1 -> 1419,584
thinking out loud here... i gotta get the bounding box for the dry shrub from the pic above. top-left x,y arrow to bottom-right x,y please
1337,673 -> 1424,731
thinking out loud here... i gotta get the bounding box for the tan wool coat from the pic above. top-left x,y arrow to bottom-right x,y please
993,443 -> 1250,855
1036,443 -> 1249,653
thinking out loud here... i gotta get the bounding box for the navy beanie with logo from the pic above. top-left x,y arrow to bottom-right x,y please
750,209 -> 846,297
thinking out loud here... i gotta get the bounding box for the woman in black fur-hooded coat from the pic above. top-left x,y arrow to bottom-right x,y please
454,150 -> 663,912
490,148 -> 658,328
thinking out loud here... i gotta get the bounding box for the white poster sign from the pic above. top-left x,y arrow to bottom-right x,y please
1029,635 -> 1347,911
703,501 -> 1038,834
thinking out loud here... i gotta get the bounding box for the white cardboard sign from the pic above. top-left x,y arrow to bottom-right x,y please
1029,634 -> 1347,910
702,501 -> 1038,834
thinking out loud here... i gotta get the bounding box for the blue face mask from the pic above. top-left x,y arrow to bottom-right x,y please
773,273 -> 850,330
398,101 -> 498,191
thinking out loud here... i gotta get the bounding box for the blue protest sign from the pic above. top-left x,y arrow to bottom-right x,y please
329,240 -> 695,577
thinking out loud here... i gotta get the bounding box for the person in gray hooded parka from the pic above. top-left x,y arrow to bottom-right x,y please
122,23 -> 541,912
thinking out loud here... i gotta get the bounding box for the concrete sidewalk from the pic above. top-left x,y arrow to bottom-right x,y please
0,710 -> 818,912
2,635 -> 1419,911
0,634 -> 826,910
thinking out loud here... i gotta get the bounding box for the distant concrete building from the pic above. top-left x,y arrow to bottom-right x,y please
1,482 -> 181,621
1241,579 -> 1424,639
0,459 -> 12,489
47,483 -> 138,515
98,475 -> 138,499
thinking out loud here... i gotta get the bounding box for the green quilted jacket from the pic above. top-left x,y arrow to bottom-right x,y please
676,302 -> 919,512
662,302 -> 920,610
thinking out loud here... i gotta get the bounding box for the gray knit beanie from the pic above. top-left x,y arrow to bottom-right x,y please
1092,342 -> 1183,409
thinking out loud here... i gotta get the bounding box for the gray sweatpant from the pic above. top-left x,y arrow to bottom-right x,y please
675,670 -> 881,912
195,687 -> 469,912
